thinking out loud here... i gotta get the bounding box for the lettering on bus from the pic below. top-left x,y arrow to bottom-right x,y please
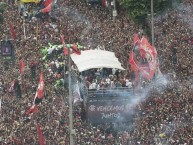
89,104 -> 130,112
101,113 -> 121,119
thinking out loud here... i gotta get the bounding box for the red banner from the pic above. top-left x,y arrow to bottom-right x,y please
129,35 -> 158,80
37,123 -> 45,145
37,72 -> 44,99
139,37 -> 157,79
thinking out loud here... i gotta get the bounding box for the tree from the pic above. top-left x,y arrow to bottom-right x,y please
118,0 -> 170,22
0,2 -> 8,26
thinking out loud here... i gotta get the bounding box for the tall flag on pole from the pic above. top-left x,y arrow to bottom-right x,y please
9,23 -> 16,40
37,123 -> 46,145
139,37 -> 157,79
129,35 -> 158,81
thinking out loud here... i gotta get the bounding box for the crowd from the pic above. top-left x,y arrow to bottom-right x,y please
0,0 -> 192,144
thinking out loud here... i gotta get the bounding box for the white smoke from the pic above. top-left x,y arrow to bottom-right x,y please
109,73 -> 170,129
53,5 -> 97,47
131,74 -> 169,108
154,3 -> 193,30
176,3 -> 193,30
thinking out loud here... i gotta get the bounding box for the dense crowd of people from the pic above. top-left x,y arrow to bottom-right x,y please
0,0 -> 192,144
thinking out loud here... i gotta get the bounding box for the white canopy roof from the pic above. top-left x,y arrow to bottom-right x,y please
70,50 -> 125,72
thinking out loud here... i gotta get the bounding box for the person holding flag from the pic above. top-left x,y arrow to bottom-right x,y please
25,71 -> 44,119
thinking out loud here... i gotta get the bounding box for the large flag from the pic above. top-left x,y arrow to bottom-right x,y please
19,59 -> 25,76
37,123 -> 46,145
129,51 -> 138,72
9,23 -> 16,40
129,35 -> 158,80
139,37 -> 157,79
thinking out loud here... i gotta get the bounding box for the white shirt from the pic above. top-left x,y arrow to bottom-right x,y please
126,79 -> 132,88
106,78 -> 111,84
89,82 -> 97,89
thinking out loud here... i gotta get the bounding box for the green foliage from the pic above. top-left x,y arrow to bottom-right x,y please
0,14 -> 3,24
0,2 -> 8,26
0,2 -> 8,13
118,0 -> 170,21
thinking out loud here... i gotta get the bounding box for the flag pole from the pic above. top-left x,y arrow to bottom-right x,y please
151,0 -> 154,46
112,0 -> 117,22
60,34 -> 67,95
23,20 -> 26,39
68,47 -> 75,145
36,21 -> 39,48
